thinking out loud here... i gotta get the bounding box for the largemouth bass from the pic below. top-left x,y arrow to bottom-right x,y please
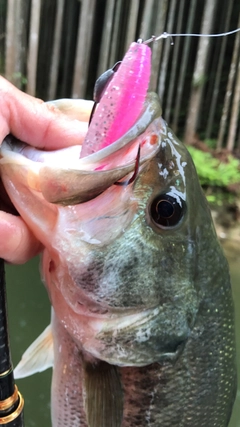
0,42 -> 236,426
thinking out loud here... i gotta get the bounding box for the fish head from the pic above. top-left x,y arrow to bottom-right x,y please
0,94 -> 227,368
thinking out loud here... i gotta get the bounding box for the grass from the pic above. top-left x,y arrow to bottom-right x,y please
187,145 -> 240,206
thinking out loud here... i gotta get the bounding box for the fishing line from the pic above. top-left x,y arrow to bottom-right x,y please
142,27 -> 240,45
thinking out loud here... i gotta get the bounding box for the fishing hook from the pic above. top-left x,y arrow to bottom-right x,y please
114,145 -> 141,186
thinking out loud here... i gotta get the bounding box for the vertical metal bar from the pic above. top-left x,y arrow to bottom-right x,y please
108,0 -> 123,66
172,0 -> 197,133
151,0 -> 168,92
165,0 -> 185,123
48,0 -> 65,100
97,0 -> 116,77
5,0 -> 27,89
124,0 -> 140,52
158,0 -> 177,101
26,0 -> 41,96
72,0 -> 97,99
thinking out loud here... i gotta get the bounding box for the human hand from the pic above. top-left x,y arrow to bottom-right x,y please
0,76 -> 93,264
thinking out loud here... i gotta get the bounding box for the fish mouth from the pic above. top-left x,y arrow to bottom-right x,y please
82,305 -> 191,367
1,93 -> 162,205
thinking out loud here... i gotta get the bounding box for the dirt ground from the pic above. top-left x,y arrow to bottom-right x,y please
212,206 -> 240,261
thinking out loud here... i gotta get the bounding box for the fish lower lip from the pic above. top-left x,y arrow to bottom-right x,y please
82,306 -> 191,366
97,306 -> 162,330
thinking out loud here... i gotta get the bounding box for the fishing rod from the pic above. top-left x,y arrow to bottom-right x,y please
0,259 -> 24,426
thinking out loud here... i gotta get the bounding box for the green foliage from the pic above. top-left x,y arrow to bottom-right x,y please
204,139 -> 217,149
187,146 -> 240,188
12,72 -> 28,86
205,191 -> 235,206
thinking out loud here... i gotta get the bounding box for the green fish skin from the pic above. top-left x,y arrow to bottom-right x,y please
51,119 -> 236,426
0,101 -> 236,426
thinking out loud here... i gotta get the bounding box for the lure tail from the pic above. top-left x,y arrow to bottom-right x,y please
81,42 -> 151,157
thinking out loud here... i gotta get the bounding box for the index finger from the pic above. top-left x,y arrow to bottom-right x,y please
0,76 -> 93,150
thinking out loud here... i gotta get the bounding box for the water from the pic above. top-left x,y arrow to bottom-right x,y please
5,248 -> 240,426
6,258 -> 52,426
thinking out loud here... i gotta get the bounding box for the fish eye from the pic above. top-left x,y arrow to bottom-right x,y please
150,194 -> 185,228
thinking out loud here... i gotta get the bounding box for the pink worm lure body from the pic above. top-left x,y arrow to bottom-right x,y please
80,42 -> 152,158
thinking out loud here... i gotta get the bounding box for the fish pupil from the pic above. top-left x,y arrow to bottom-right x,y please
156,200 -> 174,218
150,194 -> 185,228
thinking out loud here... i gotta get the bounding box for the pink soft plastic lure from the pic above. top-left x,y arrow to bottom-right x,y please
80,42 -> 151,158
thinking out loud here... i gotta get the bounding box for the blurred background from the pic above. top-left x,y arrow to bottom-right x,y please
0,0 -> 240,425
